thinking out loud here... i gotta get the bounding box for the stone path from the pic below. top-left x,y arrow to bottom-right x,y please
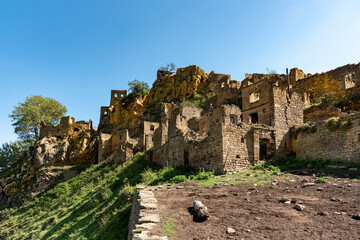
128,185 -> 167,240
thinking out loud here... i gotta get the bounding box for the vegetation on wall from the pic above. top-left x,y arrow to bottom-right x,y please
294,122 -> 317,136
326,117 -> 352,132
179,91 -> 216,108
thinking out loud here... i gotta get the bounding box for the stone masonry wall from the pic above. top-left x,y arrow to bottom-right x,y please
294,113 -> 360,161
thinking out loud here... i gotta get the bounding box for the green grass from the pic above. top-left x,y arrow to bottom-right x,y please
161,218 -> 177,237
0,153 -> 217,240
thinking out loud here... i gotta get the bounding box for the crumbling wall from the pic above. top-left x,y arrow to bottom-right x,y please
297,63 -> 360,106
294,113 -> 360,161
40,116 -> 92,139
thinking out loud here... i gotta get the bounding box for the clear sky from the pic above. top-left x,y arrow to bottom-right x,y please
1,0 -> 360,144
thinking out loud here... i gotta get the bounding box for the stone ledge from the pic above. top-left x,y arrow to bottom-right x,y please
128,185 -> 166,240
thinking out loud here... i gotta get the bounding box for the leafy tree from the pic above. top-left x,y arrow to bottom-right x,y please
9,95 -> 67,142
128,79 -> 150,96
0,141 -> 30,171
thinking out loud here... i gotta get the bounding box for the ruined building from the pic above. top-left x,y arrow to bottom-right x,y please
93,62 -> 360,173
37,63 -> 360,173
2,62 -> 360,200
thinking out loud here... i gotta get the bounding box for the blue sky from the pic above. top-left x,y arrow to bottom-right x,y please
1,0 -> 360,144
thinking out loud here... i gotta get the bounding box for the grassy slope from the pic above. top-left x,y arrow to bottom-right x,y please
0,153 -> 213,240
0,153 -> 154,240
1,154 -> 359,240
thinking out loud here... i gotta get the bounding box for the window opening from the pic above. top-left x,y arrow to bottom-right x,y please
250,112 -> 258,124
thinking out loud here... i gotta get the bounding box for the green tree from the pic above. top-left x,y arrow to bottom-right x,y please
0,141 -> 30,171
128,79 -> 150,96
9,95 -> 67,142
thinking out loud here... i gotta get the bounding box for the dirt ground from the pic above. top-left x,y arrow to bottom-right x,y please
151,173 -> 360,240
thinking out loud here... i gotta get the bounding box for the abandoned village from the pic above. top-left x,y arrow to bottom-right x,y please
38,62 -> 360,174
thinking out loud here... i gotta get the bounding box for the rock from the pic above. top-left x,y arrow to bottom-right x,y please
331,198 -> 340,202
301,179 -> 309,183
135,223 -> 157,230
352,214 -> 360,220
176,186 -> 184,189
302,183 -> 315,188
333,212 -> 347,215
193,200 -> 209,221
294,204 -> 305,211
226,227 -> 236,234
279,197 -> 291,203
317,187 -> 324,191
139,214 -> 160,223
349,168 -> 358,171
317,211 -> 330,216
254,217 -> 261,220
3,182 -> 19,196
284,201 -> 291,204
188,192 -> 196,197
327,165 -> 347,169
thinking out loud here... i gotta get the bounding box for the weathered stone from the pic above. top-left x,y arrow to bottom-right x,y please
352,214 -> 360,220
3,182 -> 19,196
193,200 -> 209,221
294,204 -> 305,211
226,227 -> 236,234
302,183 -> 315,188
317,212 -> 330,216
139,214 -> 160,223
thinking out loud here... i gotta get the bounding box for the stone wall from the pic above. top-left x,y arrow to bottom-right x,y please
294,113 -> 360,161
297,63 -> 360,106
40,116 -> 92,139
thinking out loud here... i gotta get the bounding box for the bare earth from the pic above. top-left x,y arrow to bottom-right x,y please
151,174 -> 360,240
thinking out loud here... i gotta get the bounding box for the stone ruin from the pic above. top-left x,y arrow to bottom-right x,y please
2,62 -> 360,201
39,63 -> 360,172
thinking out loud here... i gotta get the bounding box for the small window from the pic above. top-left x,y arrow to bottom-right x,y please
104,111 -> 108,116
150,125 -> 155,131
73,128 -> 79,132
263,108 -> 266,113
120,94 -> 123,98
114,93 -> 118,97
358,134 -> 360,142
250,112 -> 258,124
230,115 -> 237,125
241,137 -> 244,143
236,155 -> 240,158
249,90 -> 260,103
345,72 -> 356,89
120,135 -> 122,140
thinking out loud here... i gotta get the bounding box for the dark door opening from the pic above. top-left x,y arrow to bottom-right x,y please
184,150 -> 189,165
259,140 -> 268,160
149,151 -> 153,162
250,112 -> 258,124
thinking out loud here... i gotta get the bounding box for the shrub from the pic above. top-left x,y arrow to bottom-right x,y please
295,122 -> 317,136
170,175 -> 187,183
316,177 -> 327,183
326,117 -> 352,132
141,169 -> 157,185
193,169 -> 214,180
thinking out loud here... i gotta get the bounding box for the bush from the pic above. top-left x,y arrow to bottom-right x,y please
295,122 -> 317,136
316,177 -> 327,183
193,169 -> 214,180
326,117 -> 352,132
141,169 -> 157,185
170,175 -> 187,183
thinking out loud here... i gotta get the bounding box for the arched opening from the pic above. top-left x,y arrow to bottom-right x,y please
73,128 -> 80,132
